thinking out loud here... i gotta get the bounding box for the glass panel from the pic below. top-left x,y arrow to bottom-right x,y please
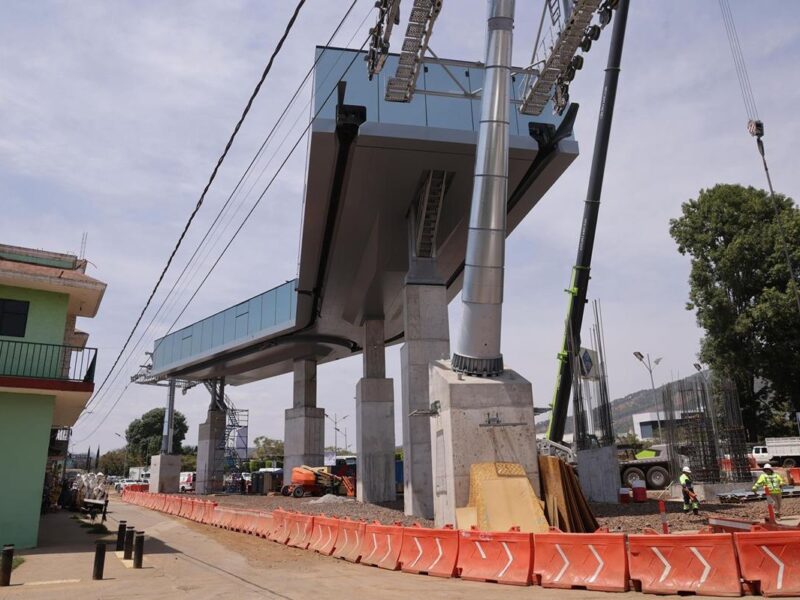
423,63 -> 473,130
275,283 -> 291,324
223,309 -> 236,344
261,289 -> 277,328
248,296 -> 263,334
467,66 -> 483,133
314,47 -> 379,124
201,318 -> 214,353
191,322 -> 203,356
181,334 -> 192,360
212,313 -> 225,348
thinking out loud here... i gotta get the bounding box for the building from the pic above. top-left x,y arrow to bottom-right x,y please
0,244 -> 106,548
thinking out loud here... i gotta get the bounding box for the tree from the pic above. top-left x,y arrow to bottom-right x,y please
252,436 -> 284,463
181,445 -> 197,472
98,448 -> 128,476
125,408 -> 188,464
669,184 -> 800,440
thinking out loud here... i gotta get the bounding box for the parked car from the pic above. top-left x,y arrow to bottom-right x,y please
114,479 -> 142,493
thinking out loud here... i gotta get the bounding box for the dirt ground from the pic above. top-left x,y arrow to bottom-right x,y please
205,492 -> 799,533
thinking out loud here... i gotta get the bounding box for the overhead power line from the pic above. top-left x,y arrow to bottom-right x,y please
85,0 -> 307,407
78,0 -> 361,423
73,16 -> 371,444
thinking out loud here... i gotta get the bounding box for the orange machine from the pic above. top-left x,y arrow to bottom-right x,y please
281,466 -> 355,498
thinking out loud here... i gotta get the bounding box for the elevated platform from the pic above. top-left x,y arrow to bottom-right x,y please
150,47 -> 579,384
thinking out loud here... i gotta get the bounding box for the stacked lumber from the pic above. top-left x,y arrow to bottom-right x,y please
538,455 -> 598,533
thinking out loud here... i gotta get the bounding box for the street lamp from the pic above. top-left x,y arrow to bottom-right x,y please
325,413 -> 349,458
633,351 -> 663,440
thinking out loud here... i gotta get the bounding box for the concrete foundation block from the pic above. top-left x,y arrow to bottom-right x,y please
356,377 -> 396,504
429,360 -> 539,528
196,409 -> 226,495
283,406 -> 325,476
576,446 -> 621,503
149,453 -> 181,494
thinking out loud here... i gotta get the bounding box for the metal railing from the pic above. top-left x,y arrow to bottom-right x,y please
0,339 -> 97,383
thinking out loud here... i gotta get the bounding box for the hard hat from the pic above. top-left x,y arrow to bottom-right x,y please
763,463 -> 772,469
682,466 -> 691,473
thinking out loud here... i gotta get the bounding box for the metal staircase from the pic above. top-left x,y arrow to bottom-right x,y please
414,170 -> 449,258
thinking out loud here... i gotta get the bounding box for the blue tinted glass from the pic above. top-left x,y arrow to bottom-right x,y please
275,283 -> 291,323
212,313 -> 225,347
377,55 -> 426,126
261,289 -> 276,328
423,63 -> 473,130
248,296 -> 263,334
223,309 -> 236,344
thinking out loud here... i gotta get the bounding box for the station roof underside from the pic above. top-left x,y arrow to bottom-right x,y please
150,47 -> 579,385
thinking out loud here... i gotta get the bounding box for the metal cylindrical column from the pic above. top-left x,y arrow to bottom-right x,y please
452,0 -> 514,376
92,541 -> 106,580
115,520 -> 127,551
123,526 -> 135,560
161,379 -> 176,454
133,532 -> 144,569
1,545 -> 13,587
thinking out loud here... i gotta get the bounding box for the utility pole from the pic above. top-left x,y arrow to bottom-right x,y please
325,413 -> 348,458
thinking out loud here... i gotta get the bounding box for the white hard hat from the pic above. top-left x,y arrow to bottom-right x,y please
763,463 -> 772,469
682,466 -> 691,473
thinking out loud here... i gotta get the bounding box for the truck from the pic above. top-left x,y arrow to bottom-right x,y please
752,437 -> 800,468
128,466 -> 150,481
618,444 -> 675,490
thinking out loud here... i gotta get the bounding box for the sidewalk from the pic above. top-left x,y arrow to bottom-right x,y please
2,498 -> 647,599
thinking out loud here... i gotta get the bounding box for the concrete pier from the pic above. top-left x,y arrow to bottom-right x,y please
283,359 -> 324,476
429,359 -> 539,527
196,408 -> 226,495
400,283 -> 450,518
148,453 -> 181,494
356,319 -> 396,503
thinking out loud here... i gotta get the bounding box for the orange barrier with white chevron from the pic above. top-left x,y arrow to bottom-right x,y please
628,531 -> 742,597
398,524 -> 459,578
308,516 -> 339,555
456,528 -> 533,586
534,528 -> 628,592
285,512 -> 315,549
331,518 -> 365,563
359,522 -> 403,570
735,530 -> 800,597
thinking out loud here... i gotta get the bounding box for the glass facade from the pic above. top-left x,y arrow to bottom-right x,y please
313,47 -> 567,134
152,279 -> 298,373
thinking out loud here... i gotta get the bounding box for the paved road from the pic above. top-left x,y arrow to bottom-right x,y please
3,499 -> 648,600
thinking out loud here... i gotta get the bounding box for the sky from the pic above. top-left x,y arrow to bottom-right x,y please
1,1 -> 798,456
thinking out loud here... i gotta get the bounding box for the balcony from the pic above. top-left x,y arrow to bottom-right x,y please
0,340 -> 97,383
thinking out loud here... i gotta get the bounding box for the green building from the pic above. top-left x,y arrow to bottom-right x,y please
0,244 -> 106,548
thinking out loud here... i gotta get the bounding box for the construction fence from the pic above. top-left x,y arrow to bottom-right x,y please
122,489 -> 800,597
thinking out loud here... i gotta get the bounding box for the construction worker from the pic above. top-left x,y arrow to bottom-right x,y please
679,466 -> 699,515
753,463 -> 785,517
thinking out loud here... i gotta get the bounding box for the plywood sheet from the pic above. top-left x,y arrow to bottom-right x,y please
477,477 -> 550,533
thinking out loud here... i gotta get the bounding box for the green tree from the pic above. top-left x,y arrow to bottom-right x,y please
181,445 -> 197,471
98,448 -> 128,476
252,436 -> 284,464
669,184 -> 800,440
125,408 -> 188,464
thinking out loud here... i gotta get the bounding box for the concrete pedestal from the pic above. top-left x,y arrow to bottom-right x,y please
576,446 -> 621,503
356,377 -> 396,503
283,406 -> 325,475
400,283 -> 450,518
148,453 -> 181,494
196,409 -> 226,495
429,359 -> 539,527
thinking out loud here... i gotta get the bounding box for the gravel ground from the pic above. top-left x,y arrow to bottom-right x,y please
208,493 -> 435,527
208,493 -> 799,533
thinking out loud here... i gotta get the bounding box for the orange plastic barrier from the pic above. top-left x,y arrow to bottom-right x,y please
735,531 -> 800,597
286,513 -> 315,549
628,532 -> 742,597
308,516 -> 339,555
359,523 -> 405,571
252,513 -> 273,538
217,508 -> 237,530
201,501 -> 217,524
332,519 -> 366,563
534,529 -> 628,592
399,525 -> 459,578
208,506 -> 225,528
239,511 -> 261,535
269,510 -> 290,544
189,500 -> 206,522
456,528 -> 533,586
179,498 -> 195,519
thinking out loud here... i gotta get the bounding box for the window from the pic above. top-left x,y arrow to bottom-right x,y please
0,299 -> 29,337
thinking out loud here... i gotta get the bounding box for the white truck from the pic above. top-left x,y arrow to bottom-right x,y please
752,437 -> 800,468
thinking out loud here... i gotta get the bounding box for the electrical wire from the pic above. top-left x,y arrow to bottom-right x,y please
72,34 -> 372,444
77,1 -> 361,424
718,0 -> 758,120
85,0 -> 307,410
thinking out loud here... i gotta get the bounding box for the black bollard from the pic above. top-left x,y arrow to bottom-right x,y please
132,532 -> 144,569
1,545 -> 13,587
123,526 -> 135,560
92,541 -> 106,580
115,520 -> 127,551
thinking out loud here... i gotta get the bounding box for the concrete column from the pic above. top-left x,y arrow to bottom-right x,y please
356,318 -> 396,503
429,359 -> 539,527
283,359 -> 324,476
401,283 -> 449,518
196,408 -> 226,495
